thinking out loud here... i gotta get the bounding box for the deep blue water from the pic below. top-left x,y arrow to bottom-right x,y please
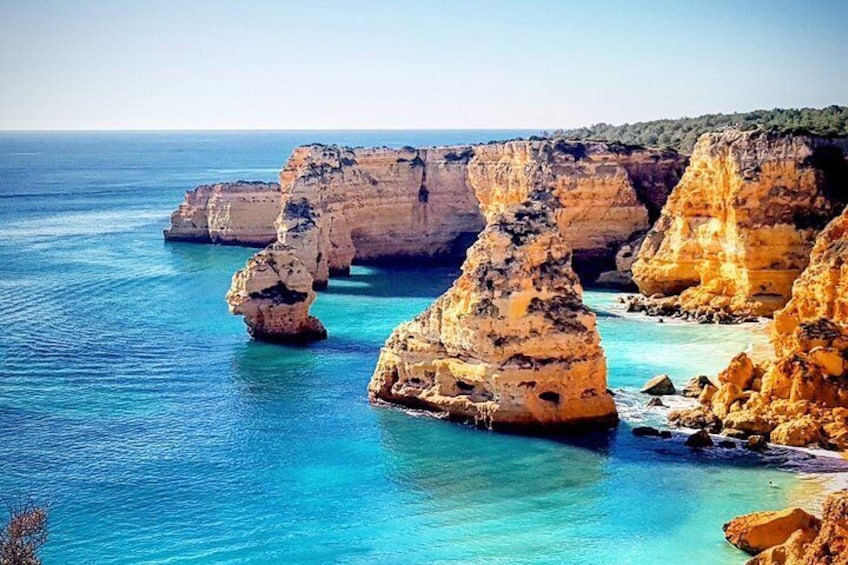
0,131 -> 833,564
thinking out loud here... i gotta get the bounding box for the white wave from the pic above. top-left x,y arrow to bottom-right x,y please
0,208 -> 167,238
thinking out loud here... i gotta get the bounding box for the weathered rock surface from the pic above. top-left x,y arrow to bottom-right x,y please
368,194 -> 618,431
774,206 -> 848,356
724,507 -> 821,555
225,243 -> 327,343
164,181 -> 281,246
727,490 -> 848,565
632,129 -> 848,320
673,320 -> 848,450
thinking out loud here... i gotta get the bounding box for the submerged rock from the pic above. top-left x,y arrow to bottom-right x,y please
368,195 -> 618,431
684,429 -> 714,448
225,243 -> 327,343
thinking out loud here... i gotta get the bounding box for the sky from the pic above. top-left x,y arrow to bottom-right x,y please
1,0 -> 847,130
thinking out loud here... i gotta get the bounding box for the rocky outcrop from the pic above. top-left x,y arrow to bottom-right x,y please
669,319 -> 848,450
225,243 -> 327,343
168,138 -> 685,342
467,140 -> 684,282
670,208 -> 848,450
632,129 -> 848,320
724,507 -> 821,555
368,193 -> 617,431
774,206 -> 848,356
726,490 -> 848,565
164,181 -> 281,246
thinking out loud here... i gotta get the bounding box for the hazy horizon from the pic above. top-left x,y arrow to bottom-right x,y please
2,0 -> 847,131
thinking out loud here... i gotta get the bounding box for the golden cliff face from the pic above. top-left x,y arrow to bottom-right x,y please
225,243 -> 327,343
467,140 -> 684,281
633,129 -> 848,318
368,193 -> 618,431
773,206 -> 848,356
669,210 -> 848,450
275,144 -> 485,287
164,181 -> 281,246
201,139 -> 683,342
270,139 -> 685,287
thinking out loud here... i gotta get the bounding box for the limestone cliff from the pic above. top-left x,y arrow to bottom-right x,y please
669,206 -> 848,450
774,206 -> 848,355
274,144 -> 484,288
225,243 -> 327,343
368,193 -> 618,431
633,129 -> 848,319
271,139 -> 684,287
164,181 -> 281,246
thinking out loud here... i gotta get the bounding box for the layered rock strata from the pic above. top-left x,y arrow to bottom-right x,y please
632,129 -> 848,320
225,243 -> 327,343
164,181 -> 281,246
773,206 -> 848,355
669,208 -> 848,450
367,193 -> 618,431
724,490 -> 848,565
209,139 -> 684,342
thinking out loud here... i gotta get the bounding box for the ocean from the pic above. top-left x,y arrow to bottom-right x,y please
0,131 -> 839,564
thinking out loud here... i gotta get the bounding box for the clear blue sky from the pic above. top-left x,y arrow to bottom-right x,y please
1,0 -> 847,130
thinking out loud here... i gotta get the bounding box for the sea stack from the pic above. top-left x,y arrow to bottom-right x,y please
369,192 -> 618,431
632,129 -> 848,321
225,243 -> 327,343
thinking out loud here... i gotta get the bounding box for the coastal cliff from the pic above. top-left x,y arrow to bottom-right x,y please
773,206 -> 848,355
164,181 -> 281,246
632,129 -> 848,320
199,138 -> 684,341
669,208 -> 848,450
368,192 -> 618,431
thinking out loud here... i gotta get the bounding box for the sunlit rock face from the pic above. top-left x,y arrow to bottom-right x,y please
186,140 -> 684,288
671,209 -> 848,451
633,129 -> 848,319
726,490 -> 848,565
164,181 -> 281,246
368,192 -> 618,432
773,206 -> 848,356
225,243 -> 327,343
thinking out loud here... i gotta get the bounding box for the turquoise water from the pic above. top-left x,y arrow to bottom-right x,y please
0,132 -> 835,564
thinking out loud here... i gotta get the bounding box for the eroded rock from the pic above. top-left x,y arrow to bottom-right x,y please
225,243 -> 327,343
368,194 -> 618,431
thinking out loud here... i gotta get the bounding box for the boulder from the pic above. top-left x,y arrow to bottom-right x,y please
682,375 -> 713,398
685,430 -> 714,448
641,374 -> 676,396
723,507 -> 820,555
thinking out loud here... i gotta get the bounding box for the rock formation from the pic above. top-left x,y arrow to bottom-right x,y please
669,208 -> 848,450
632,129 -> 848,320
164,181 -> 281,246
368,193 -> 618,431
225,243 -> 327,343
467,140 -> 684,282
725,490 -> 848,565
773,206 -> 848,355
